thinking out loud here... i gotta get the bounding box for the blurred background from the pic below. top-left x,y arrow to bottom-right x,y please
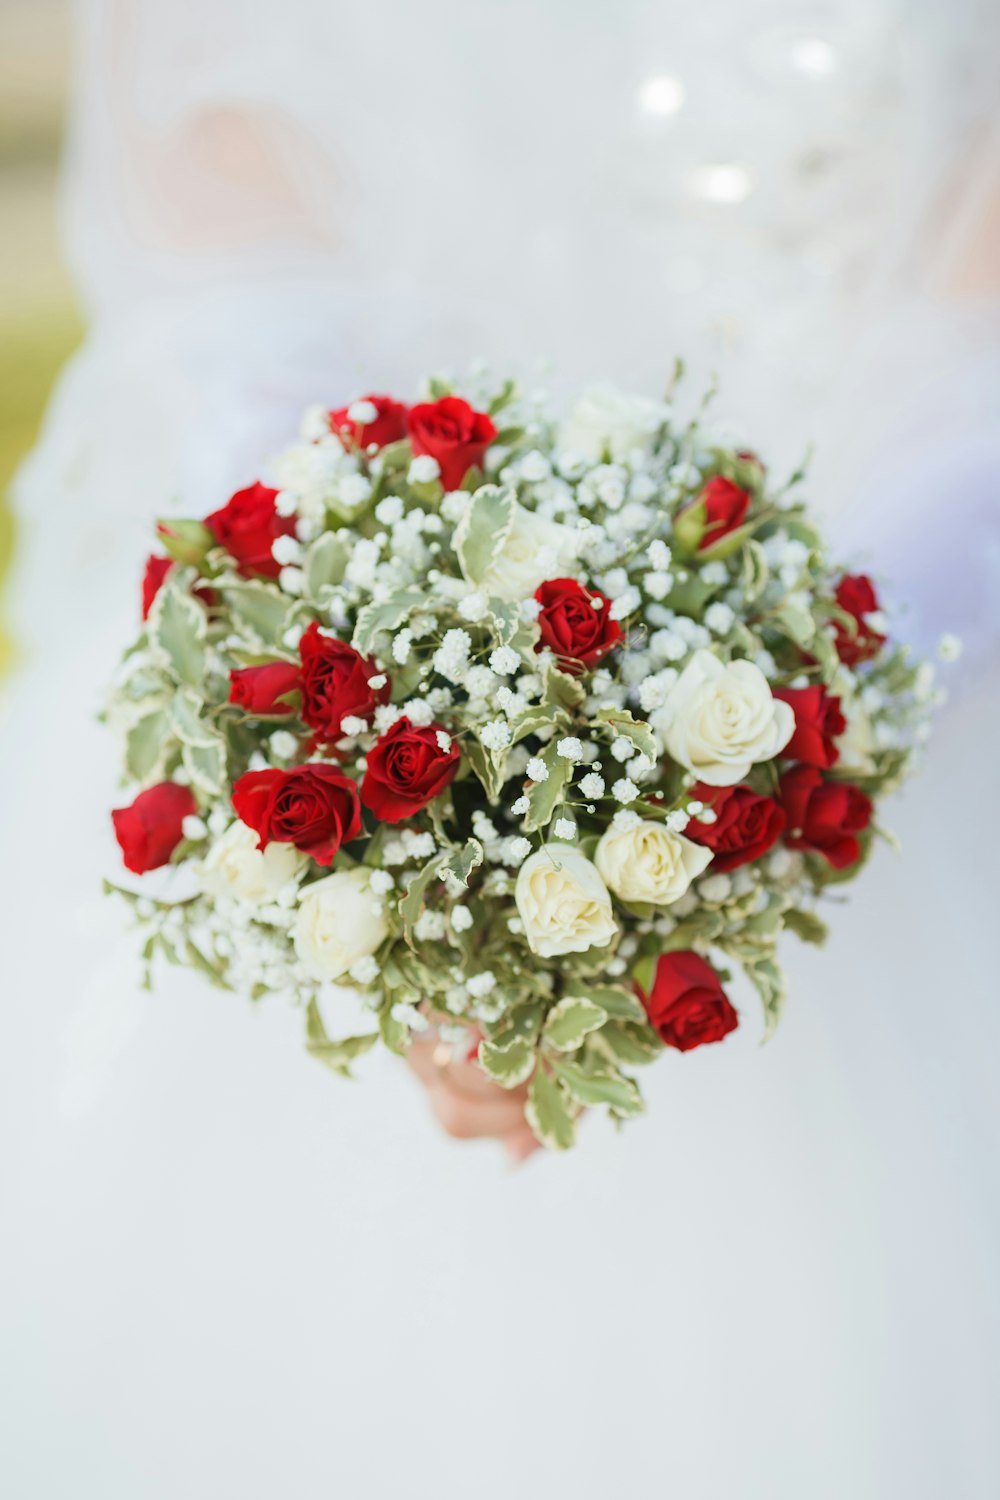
0,0 -> 80,671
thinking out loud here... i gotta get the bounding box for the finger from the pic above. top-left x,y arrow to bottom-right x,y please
503,1124 -> 541,1164
427,1083 -> 531,1142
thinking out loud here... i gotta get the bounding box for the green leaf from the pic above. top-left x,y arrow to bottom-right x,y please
542,659 -> 585,712
181,737 -> 227,797
377,1002 -> 410,1056
508,702 -> 570,745
306,997 -> 379,1076
774,600 -> 815,648
221,581 -> 291,648
741,540 -> 770,604
525,1065 -> 577,1150
398,853 -> 445,938
543,996 -> 608,1051
593,706 -> 657,761
155,519 -> 213,566
463,736 -> 505,805
170,686 -> 221,748
306,531 -> 350,594
782,909 -> 829,946
443,838 -> 484,889
148,578 -> 206,687
455,484 -> 514,587
746,956 -> 786,1038
571,982 -> 645,1022
478,1037 -> 535,1089
125,707 -> 172,784
548,1057 -> 644,1116
353,588 -> 426,656
522,745 -> 571,833
594,1019 -> 662,1067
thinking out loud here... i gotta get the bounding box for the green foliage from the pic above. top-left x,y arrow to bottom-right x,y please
542,996 -> 607,1051
148,578 -> 206,686
525,1065 -> 577,1150
455,484 -> 514,587
305,998 -> 379,1077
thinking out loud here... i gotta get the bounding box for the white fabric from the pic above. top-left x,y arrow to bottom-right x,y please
2,2 -> 999,1496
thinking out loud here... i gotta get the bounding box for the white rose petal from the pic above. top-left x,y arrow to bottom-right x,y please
293,868 -> 389,982
653,649 -> 794,785
199,822 -> 306,907
515,847 -> 618,958
595,820 -> 712,907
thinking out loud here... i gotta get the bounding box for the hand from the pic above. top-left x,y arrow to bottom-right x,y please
406,1033 -> 540,1163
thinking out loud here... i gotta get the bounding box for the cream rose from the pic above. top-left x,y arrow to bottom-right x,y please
834,691 -> 877,776
292,868 -> 389,983
476,502 -> 581,602
515,847 -> 617,958
653,649 -> 794,786
198,821 -> 306,905
595,820 -> 712,907
558,384 -> 671,462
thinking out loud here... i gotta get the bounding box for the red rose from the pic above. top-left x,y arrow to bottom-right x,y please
773,686 -> 846,769
298,622 -> 390,740
112,782 -> 197,875
204,482 -> 295,579
686,782 -> 786,872
228,661 -> 301,717
360,716 -> 460,823
534,578 -> 623,674
407,396 -> 497,490
329,394 -> 408,450
832,574 -> 885,666
640,950 -> 739,1052
678,476 -> 751,552
779,765 -> 872,870
141,555 -> 173,620
232,764 -> 361,865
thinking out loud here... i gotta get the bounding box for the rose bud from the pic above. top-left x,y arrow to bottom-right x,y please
360,717 -> 460,823
141,555 -> 173,620
204,482 -> 295,579
832,574 -> 886,666
232,764 -> 362,866
674,476 -> 751,554
773,685 -> 846,769
534,577 -> 623,674
407,396 -> 497,491
686,783 -> 786,872
228,661 -> 301,717
329,394 -> 408,451
298,622 -> 390,740
779,765 -> 872,870
112,782 -> 198,875
640,950 -> 739,1051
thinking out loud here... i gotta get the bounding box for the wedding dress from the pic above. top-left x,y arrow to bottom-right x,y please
2,2 -> 998,1496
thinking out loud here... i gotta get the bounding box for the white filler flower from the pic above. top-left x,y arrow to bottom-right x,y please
515,846 -> 617,958
558,384 -> 670,462
293,868 -> 389,983
654,648 -> 794,785
198,821 -> 306,905
595,820 -> 712,907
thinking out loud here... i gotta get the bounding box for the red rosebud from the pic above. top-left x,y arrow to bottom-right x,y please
407,396 -> 497,491
298,622 -> 390,740
111,782 -> 197,875
534,577 -> 623,674
329,394 -> 408,451
232,764 -> 361,866
779,765 -> 872,870
360,717 -> 460,823
678,476 -> 751,553
686,782 -> 786,872
640,950 -> 739,1052
773,685 -> 846,769
228,661 -> 301,717
832,574 -> 885,666
141,555 -> 173,620
204,482 -> 295,579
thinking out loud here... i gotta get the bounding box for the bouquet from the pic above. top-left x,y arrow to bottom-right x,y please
105,371 -> 941,1149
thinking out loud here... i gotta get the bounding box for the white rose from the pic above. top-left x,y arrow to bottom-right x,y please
835,691 -> 877,775
653,649 -> 794,786
595,820 -> 712,907
198,821 -> 306,905
558,384 -> 670,463
292,868 -> 389,983
515,847 -> 617,958
478,503 -> 581,602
